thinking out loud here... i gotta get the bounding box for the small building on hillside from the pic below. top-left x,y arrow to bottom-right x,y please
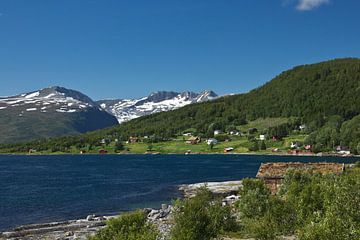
272,136 -> 280,141
229,130 -> 240,135
256,162 -> 345,194
299,124 -> 307,130
186,136 -> 201,144
128,137 -> 140,144
214,130 -> 222,135
206,138 -> 218,145
290,141 -> 300,149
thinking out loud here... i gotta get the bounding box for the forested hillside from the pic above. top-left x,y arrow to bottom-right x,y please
1,58 -> 360,153
87,58 -> 360,138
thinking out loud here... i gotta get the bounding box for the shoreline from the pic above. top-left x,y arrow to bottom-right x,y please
1,161 -> 356,239
0,152 -> 358,158
0,180 -> 241,240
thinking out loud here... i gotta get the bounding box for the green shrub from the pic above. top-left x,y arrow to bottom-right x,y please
171,187 -> 236,240
248,140 -> 259,151
244,217 -> 277,240
355,161 -> 360,168
237,178 -> 270,219
114,141 -> 124,152
89,210 -> 158,240
215,134 -> 230,142
259,141 -> 266,150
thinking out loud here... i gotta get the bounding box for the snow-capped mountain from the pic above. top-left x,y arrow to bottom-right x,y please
0,86 -> 97,114
97,90 -> 218,123
0,86 -> 118,143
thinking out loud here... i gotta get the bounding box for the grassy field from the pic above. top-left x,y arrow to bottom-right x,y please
5,117 -> 308,155
21,133 -> 307,155
237,117 -> 293,132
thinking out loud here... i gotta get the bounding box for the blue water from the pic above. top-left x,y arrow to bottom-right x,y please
0,154 -> 357,231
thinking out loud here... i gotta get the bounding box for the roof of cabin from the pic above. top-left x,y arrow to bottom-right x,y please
256,162 -> 345,179
187,136 -> 200,141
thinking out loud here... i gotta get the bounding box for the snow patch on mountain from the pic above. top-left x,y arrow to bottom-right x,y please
97,90 -> 218,123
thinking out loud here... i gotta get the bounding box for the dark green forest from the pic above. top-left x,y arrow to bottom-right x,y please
2,58 -> 360,153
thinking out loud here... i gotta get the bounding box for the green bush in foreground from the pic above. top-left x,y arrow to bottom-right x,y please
237,178 -> 270,219
170,187 -> 236,240
89,210 -> 158,240
237,169 -> 360,240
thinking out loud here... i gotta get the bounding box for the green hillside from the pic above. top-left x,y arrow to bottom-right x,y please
2,58 -> 360,153
107,57 -> 360,137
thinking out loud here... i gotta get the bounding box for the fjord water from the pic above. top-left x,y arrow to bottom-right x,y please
0,154 -> 356,231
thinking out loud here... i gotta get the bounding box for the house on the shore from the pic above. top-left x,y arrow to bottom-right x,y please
98,149 -> 108,154
256,162 -> 345,194
336,146 -> 351,155
186,136 -> 201,144
290,141 -> 300,149
224,147 -> 234,153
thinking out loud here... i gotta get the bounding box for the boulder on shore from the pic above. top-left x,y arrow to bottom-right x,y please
179,180 -> 243,198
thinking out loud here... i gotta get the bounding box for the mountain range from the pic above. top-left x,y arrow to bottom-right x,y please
97,90 -> 217,123
0,87 -> 218,143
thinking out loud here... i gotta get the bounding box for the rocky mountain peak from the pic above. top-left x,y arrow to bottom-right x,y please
36,86 -> 95,105
98,90 -> 219,123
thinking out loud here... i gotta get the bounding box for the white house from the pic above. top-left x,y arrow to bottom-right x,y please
229,130 -> 240,135
214,130 -> 221,135
206,138 -> 218,145
299,124 -> 307,130
259,135 -> 266,141
290,142 -> 299,149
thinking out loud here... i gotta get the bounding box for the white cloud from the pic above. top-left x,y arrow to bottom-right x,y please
296,0 -> 330,11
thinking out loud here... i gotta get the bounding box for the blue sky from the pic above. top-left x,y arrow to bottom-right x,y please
0,0 -> 359,100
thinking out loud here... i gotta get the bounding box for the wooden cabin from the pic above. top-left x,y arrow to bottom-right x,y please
256,162 -> 345,194
186,136 -> 201,144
